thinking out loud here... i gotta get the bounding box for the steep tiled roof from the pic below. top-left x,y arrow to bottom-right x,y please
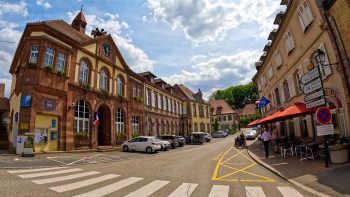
241,104 -> 256,116
209,100 -> 235,115
31,20 -> 92,43
174,84 -> 195,100
138,71 -> 157,78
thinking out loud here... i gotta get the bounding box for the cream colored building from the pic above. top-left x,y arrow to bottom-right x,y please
253,0 -> 350,139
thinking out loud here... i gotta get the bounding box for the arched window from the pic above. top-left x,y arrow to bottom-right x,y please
115,108 -> 124,133
79,61 -> 89,85
100,69 -> 109,91
74,100 -> 90,133
194,122 -> 198,132
117,76 -> 123,96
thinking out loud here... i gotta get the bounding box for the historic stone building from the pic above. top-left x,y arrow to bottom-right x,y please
139,72 -> 184,136
174,85 -> 211,135
8,11 -> 144,152
209,100 -> 239,132
253,0 -> 350,138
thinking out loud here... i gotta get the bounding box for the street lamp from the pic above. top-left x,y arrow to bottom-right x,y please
314,49 -> 326,65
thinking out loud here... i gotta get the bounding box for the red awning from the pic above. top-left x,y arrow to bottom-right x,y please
273,102 -> 315,121
258,110 -> 283,124
247,119 -> 261,126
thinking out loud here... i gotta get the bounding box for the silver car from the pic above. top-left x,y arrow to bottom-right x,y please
122,136 -> 161,153
156,138 -> 171,150
212,131 -> 226,138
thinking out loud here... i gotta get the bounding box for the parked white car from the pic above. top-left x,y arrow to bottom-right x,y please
204,132 -> 212,142
122,136 -> 161,153
156,138 -> 171,150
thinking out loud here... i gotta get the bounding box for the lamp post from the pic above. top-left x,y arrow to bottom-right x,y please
314,49 -> 329,168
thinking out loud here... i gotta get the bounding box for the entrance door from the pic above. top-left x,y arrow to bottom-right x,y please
97,105 -> 111,146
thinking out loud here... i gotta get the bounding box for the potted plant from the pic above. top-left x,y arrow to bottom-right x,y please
101,89 -> 109,96
74,131 -> 91,148
45,65 -> 54,73
116,132 -> 126,144
57,70 -> 66,77
82,83 -> 90,91
328,135 -> 349,164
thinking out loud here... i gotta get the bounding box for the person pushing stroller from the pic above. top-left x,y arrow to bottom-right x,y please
235,132 -> 246,148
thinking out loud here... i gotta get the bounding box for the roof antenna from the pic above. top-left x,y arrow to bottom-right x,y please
80,4 -> 83,12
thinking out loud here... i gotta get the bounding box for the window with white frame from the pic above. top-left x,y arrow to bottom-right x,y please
132,116 -> 140,134
287,76 -> 296,98
100,70 -> 108,91
115,108 -> 124,133
133,85 -> 137,97
44,47 -> 54,67
74,100 -> 90,134
297,0 -> 314,32
261,74 -> 266,87
274,50 -> 282,68
56,53 -> 65,72
158,94 -> 162,109
79,61 -> 89,85
284,31 -> 295,54
29,45 -> 39,63
151,90 -> 155,107
267,65 -> 273,79
117,77 -> 123,96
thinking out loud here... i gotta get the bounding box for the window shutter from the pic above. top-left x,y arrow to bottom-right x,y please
288,76 -> 296,97
297,10 -> 306,32
319,43 -> 332,78
304,1 -> 314,25
279,83 -> 285,103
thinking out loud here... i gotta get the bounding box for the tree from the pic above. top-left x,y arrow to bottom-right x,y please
210,82 -> 258,110
212,118 -> 219,132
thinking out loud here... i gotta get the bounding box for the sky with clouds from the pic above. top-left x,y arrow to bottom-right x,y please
0,0 -> 283,98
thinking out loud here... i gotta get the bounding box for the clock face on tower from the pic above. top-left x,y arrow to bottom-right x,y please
102,42 -> 112,57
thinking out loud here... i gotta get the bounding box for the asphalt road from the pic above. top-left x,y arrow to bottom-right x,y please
0,131 -> 318,197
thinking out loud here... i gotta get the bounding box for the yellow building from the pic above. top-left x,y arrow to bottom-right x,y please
253,0 -> 350,139
174,85 -> 211,135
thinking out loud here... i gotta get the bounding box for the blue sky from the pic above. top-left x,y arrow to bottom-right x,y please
0,0 -> 282,98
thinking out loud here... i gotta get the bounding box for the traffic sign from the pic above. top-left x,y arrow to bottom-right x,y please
306,98 -> 326,109
304,89 -> 324,102
316,107 -> 332,125
301,67 -> 320,84
302,78 -> 323,94
317,124 -> 334,136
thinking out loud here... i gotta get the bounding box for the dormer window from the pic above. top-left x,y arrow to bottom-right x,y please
217,106 -> 223,114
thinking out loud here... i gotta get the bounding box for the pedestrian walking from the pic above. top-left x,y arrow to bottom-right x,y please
261,127 -> 272,158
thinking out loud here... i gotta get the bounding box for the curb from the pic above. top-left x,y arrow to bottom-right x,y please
247,149 -> 331,197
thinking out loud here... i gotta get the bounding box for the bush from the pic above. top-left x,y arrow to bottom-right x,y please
82,83 -> 90,90
57,70 -> 66,77
74,132 -> 90,140
45,65 -> 54,72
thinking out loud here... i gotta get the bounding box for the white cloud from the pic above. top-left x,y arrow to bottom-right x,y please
142,15 -> 147,22
147,0 -> 280,43
68,12 -> 154,72
0,1 -> 28,16
36,0 -> 52,9
163,50 -> 260,98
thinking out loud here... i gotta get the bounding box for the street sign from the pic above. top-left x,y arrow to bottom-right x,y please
316,107 -> 332,125
302,78 -> 323,95
301,67 -> 320,84
306,98 -> 326,109
317,124 -> 335,136
304,89 -> 324,102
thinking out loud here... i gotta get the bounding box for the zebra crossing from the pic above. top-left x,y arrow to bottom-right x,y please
7,167 -> 305,197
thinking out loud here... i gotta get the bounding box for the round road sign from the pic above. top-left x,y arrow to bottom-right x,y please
316,107 -> 332,125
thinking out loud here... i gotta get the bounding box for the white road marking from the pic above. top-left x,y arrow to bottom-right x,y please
7,167 -> 68,174
50,174 -> 119,193
245,186 -> 266,197
18,168 -> 82,179
277,187 -> 304,197
168,183 -> 198,197
208,185 -> 230,197
74,177 -> 144,197
66,154 -> 102,166
32,171 -> 101,184
124,180 -> 170,197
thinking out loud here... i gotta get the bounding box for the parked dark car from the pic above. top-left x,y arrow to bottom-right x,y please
186,132 -> 205,144
157,135 -> 179,148
176,136 -> 185,147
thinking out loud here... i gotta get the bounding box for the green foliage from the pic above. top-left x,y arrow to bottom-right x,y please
210,82 -> 258,110
212,118 -> 219,132
117,94 -> 127,101
82,83 -> 90,90
45,65 -> 54,72
132,133 -> 138,138
228,128 -> 236,135
240,117 -> 250,125
57,70 -> 66,77
116,132 -> 126,141
101,89 -> 109,96
133,96 -> 143,102
74,132 -> 90,140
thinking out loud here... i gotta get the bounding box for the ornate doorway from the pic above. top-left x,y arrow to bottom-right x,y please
97,105 -> 111,146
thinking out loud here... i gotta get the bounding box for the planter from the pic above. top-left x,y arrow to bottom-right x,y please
74,138 -> 91,149
329,144 -> 349,164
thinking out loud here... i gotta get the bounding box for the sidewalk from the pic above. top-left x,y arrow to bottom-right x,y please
248,140 -> 350,197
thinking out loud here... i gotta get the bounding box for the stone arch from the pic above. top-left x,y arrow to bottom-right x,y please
97,104 -> 112,146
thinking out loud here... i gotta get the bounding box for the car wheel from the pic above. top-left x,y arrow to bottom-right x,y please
146,147 -> 153,154
123,145 -> 129,152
